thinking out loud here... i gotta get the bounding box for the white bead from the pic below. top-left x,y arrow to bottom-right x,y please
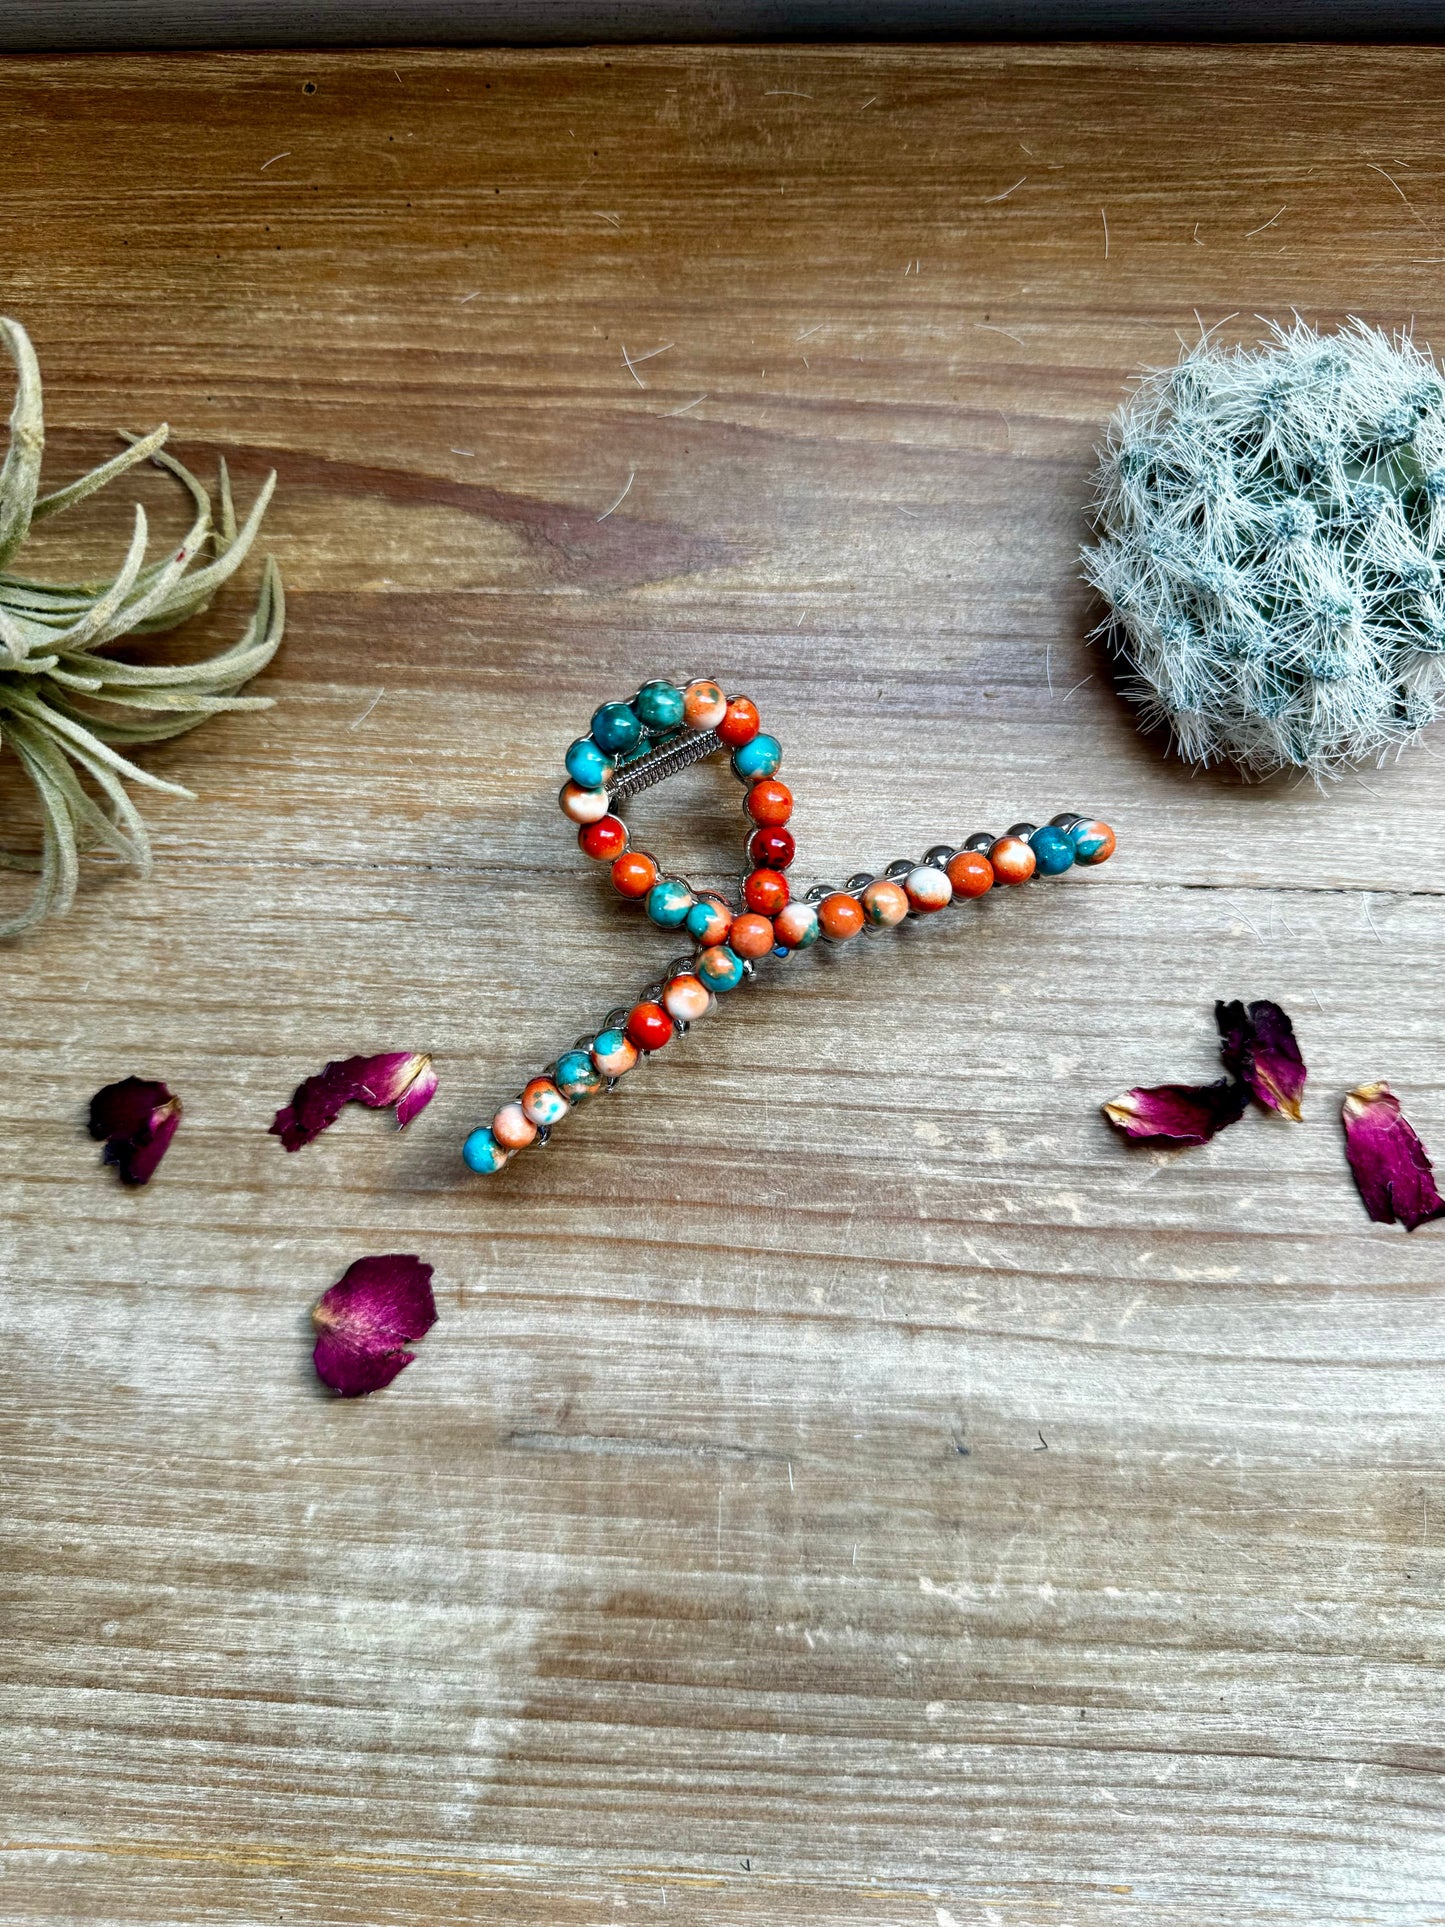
560,780 -> 610,824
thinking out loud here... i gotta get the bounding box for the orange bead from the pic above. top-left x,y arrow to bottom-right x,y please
717,695 -> 761,747
860,878 -> 908,927
745,778 -> 793,828
772,901 -> 819,950
946,849 -> 994,898
521,1077 -> 568,1127
729,911 -> 777,958
743,868 -> 789,915
663,973 -> 711,1023
817,892 -> 865,941
1070,819 -> 1116,866
683,678 -> 727,730
989,835 -> 1036,885
611,849 -> 658,899
491,1100 -> 538,1150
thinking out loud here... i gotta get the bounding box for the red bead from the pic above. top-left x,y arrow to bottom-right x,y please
579,814 -> 628,862
745,778 -> 792,828
749,825 -> 795,870
611,849 -> 658,898
625,1001 -> 673,1053
743,867 -> 789,915
717,696 -> 761,747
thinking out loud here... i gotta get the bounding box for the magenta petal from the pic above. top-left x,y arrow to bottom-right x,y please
311,1253 -> 437,1397
313,1332 -> 416,1397
1102,1078 -> 1249,1146
394,1058 -> 438,1130
1341,1083 -> 1445,1232
90,1076 -> 169,1142
272,1052 -> 436,1151
89,1075 -> 182,1184
350,1051 -> 434,1108
117,1102 -> 182,1184
1216,999 -> 1307,1121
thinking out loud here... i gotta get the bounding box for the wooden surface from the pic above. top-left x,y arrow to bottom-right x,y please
8,2 -> 1445,53
3,45 -> 1445,1926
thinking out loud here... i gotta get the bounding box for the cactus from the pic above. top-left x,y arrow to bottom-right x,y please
1083,318 -> 1445,778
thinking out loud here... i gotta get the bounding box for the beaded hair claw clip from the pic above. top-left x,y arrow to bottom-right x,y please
463,677 -> 1116,1175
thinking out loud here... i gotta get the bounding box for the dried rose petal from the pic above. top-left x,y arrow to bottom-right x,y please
312,1253 -> 438,1397
271,1051 -> 437,1152
1102,1077 -> 1249,1146
89,1076 -> 182,1184
1216,999 -> 1307,1121
1341,1083 -> 1445,1233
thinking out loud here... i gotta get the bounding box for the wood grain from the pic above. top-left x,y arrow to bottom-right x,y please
2,45 -> 1444,1926
6,1 -> 1445,53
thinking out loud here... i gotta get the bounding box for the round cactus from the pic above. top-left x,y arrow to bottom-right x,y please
1083,318 -> 1445,778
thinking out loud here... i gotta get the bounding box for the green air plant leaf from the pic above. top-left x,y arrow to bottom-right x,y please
0,317 -> 284,936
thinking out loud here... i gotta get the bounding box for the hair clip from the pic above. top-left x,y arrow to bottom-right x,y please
463,677 -> 1115,1175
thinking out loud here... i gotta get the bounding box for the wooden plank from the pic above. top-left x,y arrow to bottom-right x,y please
6,3 -> 1445,53
1,46 -> 1444,1926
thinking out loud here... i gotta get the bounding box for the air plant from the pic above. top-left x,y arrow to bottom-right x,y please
0,317 -> 283,936
1084,318 -> 1445,778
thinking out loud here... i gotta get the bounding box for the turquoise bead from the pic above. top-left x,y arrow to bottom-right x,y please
646,877 -> 695,928
696,944 -> 745,992
686,895 -> 731,944
564,737 -> 614,789
591,701 -> 643,755
555,1049 -> 605,1101
1029,825 -> 1075,876
462,1127 -> 509,1175
634,679 -> 686,731
732,732 -> 781,781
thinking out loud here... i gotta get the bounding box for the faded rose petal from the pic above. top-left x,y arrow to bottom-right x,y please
311,1253 -> 437,1397
1341,1082 -> 1445,1233
89,1076 -> 182,1184
1216,999 -> 1307,1121
1102,1078 -> 1249,1146
394,1057 -> 438,1130
271,1051 -> 437,1152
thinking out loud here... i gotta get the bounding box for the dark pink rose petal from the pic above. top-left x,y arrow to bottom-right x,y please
1341,1082 -> 1445,1233
1216,999 -> 1307,1121
311,1253 -> 437,1397
271,1051 -> 437,1152
1102,1078 -> 1249,1146
89,1076 -> 182,1184
394,1057 -> 438,1130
